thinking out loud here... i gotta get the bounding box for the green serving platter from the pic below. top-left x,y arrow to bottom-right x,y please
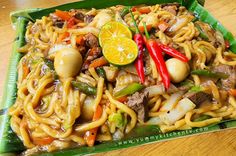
1,0 -> 236,155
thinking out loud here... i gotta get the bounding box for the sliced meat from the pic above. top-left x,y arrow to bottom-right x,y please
126,92 -> 149,122
84,15 -> 95,23
54,20 -> 64,28
74,12 -> 85,21
212,65 -> 236,90
183,92 -> 212,105
82,47 -> 102,70
161,3 -> 180,8
84,33 -> 99,48
162,4 -> 179,16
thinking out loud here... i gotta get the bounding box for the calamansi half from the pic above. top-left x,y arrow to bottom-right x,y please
102,37 -> 138,66
99,21 -> 132,47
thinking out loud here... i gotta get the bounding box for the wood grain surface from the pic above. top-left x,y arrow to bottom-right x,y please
0,0 -> 236,155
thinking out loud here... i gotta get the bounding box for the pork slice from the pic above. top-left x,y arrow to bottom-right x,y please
212,65 -> 236,90
126,92 -> 149,122
54,20 -> 64,28
162,5 -> 178,16
81,47 -> 102,71
161,3 -> 180,8
84,15 -> 95,23
74,12 -> 85,21
183,92 -> 212,105
84,33 -> 99,48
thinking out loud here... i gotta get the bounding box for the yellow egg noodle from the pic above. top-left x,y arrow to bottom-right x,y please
8,3 -> 236,155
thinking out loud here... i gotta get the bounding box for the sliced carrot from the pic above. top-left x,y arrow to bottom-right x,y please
57,32 -> 70,43
157,20 -> 169,32
55,10 -> 71,21
131,6 -> 151,14
138,24 -> 152,33
229,89 -> 236,97
138,7 -> 151,14
32,136 -> 55,146
76,35 -> 85,45
131,6 -> 137,12
93,105 -> 103,120
225,40 -> 230,49
66,40 -> 71,44
84,105 -> 103,147
89,56 -> 108,68
117,96 -> 128,103
22,62 -> 29,80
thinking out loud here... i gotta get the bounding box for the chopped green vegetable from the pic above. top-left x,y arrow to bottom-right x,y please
179,79 -> 194,88
71,81 -> 97,95
191,69 -> 229,79
96,67 -> 106,79
108,111 -> 127,128
42,58 -> 59,80
114,83 -> 144,98
120,6 -> 130,17
43,58 -> 54,70
189,86 -> 202,93
195,23 -> 209,40
192,16 -> 198,22
193,115 -> 211,122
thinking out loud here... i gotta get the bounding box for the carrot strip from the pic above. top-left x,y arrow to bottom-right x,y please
138,24 -> 152,33
138,7 -> 151,14
89,56 -> 108,68
55,10 -> 71,21
84,105 -> 103,146
57,32 -> 70,43
76,35 -> 85,45
22,62 -> 29,80
117,96 -> 128,103
32,136 -> 54,146
229,89 -> 236,97
131,6 -> 151,14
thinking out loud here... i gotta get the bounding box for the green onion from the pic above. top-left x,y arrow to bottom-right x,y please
120,6 -> 130,17
195,23 -> 209,40
114,83 -> 144,98
193,115 -> 211,122
96,67 -> 106,80
189,86 -> 202,93
191,69 -> 229,79
71,81 -> 97,95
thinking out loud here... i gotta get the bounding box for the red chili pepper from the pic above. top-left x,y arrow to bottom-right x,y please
130,8 -> 145,83
67,17 -> 76,28
143,22 -> 170,89
225,40 -> 230,49
158,44 -> 189,62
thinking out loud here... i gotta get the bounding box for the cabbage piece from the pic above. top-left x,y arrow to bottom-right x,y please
108,111 -> 127,128
159,98 -> 196,125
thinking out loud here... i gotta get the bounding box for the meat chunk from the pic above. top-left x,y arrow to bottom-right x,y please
74,12 -> 85,21
212,65 -> 236,90
161,3 -> 179,16
53,20 -> 64,28
84,15 -> 95,23
82,47 -> 102,70
126,92 -> 149,122
161,3 -> 180,8
183,92 -> 212,105
84,33 -> 99,48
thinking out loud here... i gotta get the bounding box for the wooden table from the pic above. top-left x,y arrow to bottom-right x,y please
0,0 -> 236,155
